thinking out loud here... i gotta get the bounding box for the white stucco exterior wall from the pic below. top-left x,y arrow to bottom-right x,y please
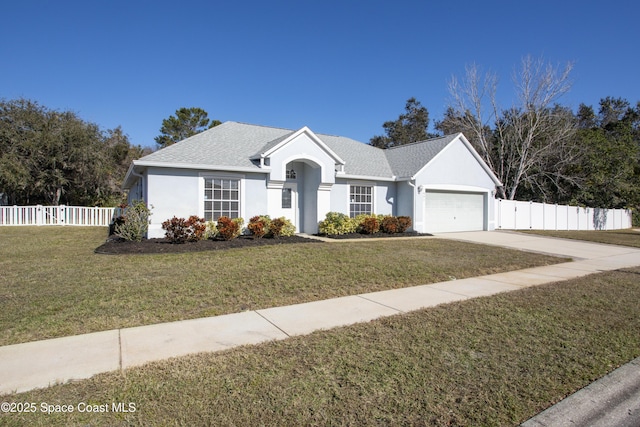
374,182 -> 395,216
146,167 -> 201,238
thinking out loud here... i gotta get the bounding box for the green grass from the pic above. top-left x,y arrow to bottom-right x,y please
2,267 -> 639,426
523,229 -> 640,248
0,227 -> 564,346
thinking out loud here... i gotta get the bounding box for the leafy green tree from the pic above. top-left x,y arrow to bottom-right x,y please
574,98 -> 640,209
370,98 -> 436,149
0,98 -> 143,206
155,107 -> 221,148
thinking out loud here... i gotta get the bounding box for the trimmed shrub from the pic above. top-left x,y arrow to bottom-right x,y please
162,215 -> 206,243
359,216 -> 380,234
113,200 -> 152,242
279,218 -> 296,237
268,217 -> 295,237
318,212 -> 357,235
380,216 -> 399,233
397,216 -> 412,232
248,215 -> 269,238
204,220 -> 218,239
232,217 -> 245,236
216,216 -> 244,240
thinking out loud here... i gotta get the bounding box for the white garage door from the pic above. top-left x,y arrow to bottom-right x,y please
424,191 -> 485,233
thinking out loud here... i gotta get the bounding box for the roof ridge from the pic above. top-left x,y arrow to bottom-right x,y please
227,120 -> 296,133
229,121 -> 365,142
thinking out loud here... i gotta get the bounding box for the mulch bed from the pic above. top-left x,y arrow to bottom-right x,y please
95,232 -> 432,255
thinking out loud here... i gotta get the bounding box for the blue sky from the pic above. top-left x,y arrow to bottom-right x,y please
2,0 -> 639,149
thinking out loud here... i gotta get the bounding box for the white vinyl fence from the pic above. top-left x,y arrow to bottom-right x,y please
0,205 -> 120,227
495,199 -> 632,231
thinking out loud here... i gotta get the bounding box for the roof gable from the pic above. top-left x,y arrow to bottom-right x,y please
385,133 -> 501,186
250,126 -> 346,167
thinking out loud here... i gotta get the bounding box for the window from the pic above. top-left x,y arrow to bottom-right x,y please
286,169 -> 297,179
350,185 -> 372,217
204,178 -> 240,221
282,187 -> 292,209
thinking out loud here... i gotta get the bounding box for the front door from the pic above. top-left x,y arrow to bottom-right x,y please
282,183 -> 298,232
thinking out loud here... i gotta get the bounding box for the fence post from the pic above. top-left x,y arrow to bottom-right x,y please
576,206 -> 579,231
37,205 -> 43,226
529,201 -> 532,229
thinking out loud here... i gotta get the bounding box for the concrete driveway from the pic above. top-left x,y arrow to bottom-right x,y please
433,230 -> 640,269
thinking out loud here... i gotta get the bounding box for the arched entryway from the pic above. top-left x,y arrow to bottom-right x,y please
281,160 -> 324,233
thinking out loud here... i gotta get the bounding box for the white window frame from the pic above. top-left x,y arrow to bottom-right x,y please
200,173 -> 245,221
349,182 -> 375,217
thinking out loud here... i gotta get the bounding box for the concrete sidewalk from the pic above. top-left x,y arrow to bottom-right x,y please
2,231 -> 640,421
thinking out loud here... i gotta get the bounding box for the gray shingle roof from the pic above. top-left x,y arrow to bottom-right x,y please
319,133 -> 393,177
385,134 -> 459,179
136,121 -> 458,180
138,122 -> 292,169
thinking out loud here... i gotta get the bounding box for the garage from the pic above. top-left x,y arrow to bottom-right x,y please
423,191 -> 485,233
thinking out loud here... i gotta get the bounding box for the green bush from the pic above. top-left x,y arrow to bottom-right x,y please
204,220 -> 218,239
318,212 -> 357,235
113,200 -> 152,241
232,217 -> 245,236
162,215 -> 206,243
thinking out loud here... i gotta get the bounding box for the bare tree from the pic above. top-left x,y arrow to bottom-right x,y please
442,56 -> 578,200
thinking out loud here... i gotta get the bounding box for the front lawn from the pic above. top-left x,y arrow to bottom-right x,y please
0,227 -> 564,346
523,229 -> 640,248
3,267 -> 639,426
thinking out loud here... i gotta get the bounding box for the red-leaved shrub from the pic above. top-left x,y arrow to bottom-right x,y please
380,216 -> 399,233
162,215 -> 206,243
359,216 -> 380,234
217,216 -> 240,240
247,215 -> 267,238
397,216 -> 412,232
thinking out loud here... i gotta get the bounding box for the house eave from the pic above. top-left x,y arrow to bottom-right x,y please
122,162 -> 140,190
338,173 -> 396,182
132,160 -> 269,174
